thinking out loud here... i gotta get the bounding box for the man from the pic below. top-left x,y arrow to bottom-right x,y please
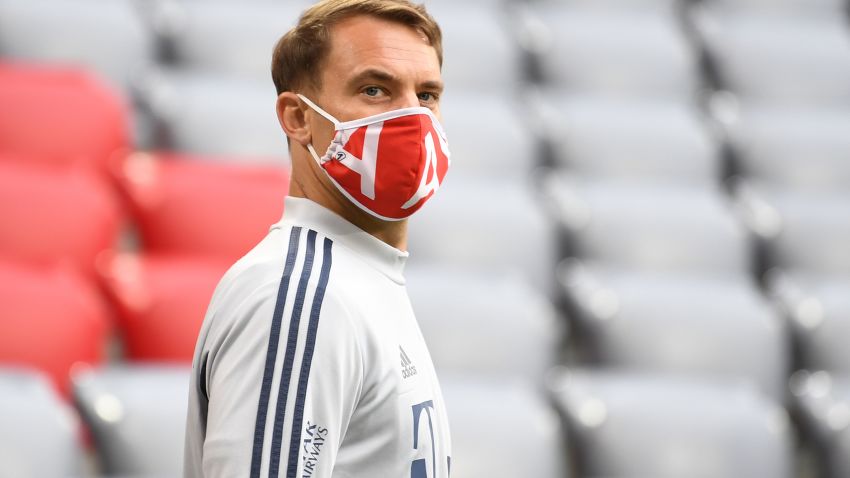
184,1 -> 452,477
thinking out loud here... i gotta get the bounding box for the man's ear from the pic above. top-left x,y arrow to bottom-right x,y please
277,92 -> 311,148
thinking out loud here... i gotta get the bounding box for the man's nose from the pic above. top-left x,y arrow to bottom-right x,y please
395,90 -> 421,109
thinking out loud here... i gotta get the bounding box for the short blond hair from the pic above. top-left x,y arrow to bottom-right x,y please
271,0 -> 442,95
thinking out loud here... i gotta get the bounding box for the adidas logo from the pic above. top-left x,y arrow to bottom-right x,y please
400,346 -> 417,379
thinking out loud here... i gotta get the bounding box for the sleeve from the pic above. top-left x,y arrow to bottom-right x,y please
199,280 -> 364,478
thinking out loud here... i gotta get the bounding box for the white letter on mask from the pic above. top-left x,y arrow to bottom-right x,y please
402,131 -> 442,210
338,122 -> 382,200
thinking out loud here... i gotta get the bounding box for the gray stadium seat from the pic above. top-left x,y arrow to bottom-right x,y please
425,4 -> 524,92
154,0 -> 310,82
531,92 -> 719,185
724,105 -> 850,193
694,6 -> 850,106
72,365 -> 191,476
0,0 -> 154,90
439,92 -> 539,177
752,189 -> 850,276
700,0 -> 846,16
792,371 -> 850,478
407,174 -> 557,292
526,5 -> 699,100
440,375 -> 566,478
767,271 -> 850,374
558,260 -> 788,399
549,368 -> 794,478
545,175 -> 750,276
139,70 -> 289,162
406,266 -> 563,382
0,367 -> 83,478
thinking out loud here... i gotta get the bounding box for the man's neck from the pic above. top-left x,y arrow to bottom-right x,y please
288,180 -> 409,251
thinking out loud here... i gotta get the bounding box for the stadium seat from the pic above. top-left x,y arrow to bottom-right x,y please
0,367 -> 83,477
0,260 -> 109,397
792,371 -> 850,478
549,368 -> 794,478
111,151 -> 289,260
0,0 -> 154,89
439,92 -> 540,177
699,0 -> 845,16
406,266 -> 563,381
558,260 -> 788,399
767,271 -> 850,374
154,0 -> 310,82
724,105 -> 850,193
0,159 -> 123,278
407,174 -> 557,293
526,5 -> 699,100
97,252 -> 231,362
0,62 -> 131,173
531,92 -> 719,185
440,375 -> 566,478
694,6 -> 850,106
753,189 -> 850,276
139,70 -> 289,160
424,3 -> 524,91
73,365 -> 191,476
545,175 -> 750,277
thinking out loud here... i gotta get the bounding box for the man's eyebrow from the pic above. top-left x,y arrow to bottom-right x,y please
347,68 -> 400,88
346,68 -> 444,93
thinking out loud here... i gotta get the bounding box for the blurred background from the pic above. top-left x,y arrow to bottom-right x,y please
1,0 -> 850,477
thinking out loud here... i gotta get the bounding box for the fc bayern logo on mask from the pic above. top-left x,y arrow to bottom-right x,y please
323,113 -> 451,221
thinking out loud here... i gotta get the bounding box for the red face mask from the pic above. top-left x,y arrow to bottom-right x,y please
298,94 -> 451,221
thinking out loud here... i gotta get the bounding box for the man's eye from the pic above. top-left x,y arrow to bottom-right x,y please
364,86 -> 381,97
418,92 -> 437,102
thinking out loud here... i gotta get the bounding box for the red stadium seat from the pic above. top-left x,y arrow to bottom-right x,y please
0,260 -> 109,397
0,62 -> 130,173
111,152 -> 289,261
97,252 -> 231,362
0,159 -> 123,278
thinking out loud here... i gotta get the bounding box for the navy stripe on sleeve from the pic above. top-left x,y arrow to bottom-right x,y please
286,236 -> 334,478
269,230 -> 320,478
250,227 -> 302,478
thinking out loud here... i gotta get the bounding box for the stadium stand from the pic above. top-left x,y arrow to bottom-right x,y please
524,3 -> 700,101
694,5 -> 850,107
73,365 -> 190,476
406,266 -> 563,382
136,71 -> 289,161
110,151 -> 289,260
0,159 -> 123,278
531,92 -> 720,184
0,367 -> 84,477
545,176 -> 750,276
549,368 -> 795,478
406,173 -> 558,292
1,0 -> 848,476
792,370 -> 850,478
440,375 -> 567,478
0,0 -> 154,90
558,260 -> 788,399
96,252 -> 231,362
0,62 -> 131,174
0,260 -> 109,397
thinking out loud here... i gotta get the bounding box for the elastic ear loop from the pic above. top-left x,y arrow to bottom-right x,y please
297,94 -> 340,127
297,94 -> 341,164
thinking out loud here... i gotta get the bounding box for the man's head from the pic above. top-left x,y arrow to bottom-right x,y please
272,0 -> 446,236
272,0 -> 442,97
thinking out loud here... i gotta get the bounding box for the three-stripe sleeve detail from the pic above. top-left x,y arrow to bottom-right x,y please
250,227 -> 303,478
268,230 -> 319,478
249,228 -> 335,478
286,236 -> 334,478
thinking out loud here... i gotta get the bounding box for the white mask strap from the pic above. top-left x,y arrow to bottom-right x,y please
297,94 -> 340,128
306,143 -> 325,164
